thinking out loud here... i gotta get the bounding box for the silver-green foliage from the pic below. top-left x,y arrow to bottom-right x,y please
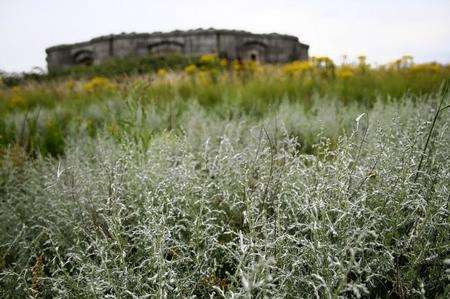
0,97 -> 449,298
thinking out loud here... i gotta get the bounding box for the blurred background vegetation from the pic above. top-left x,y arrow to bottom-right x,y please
0,54 -> 449,158
1,53 -> 449,297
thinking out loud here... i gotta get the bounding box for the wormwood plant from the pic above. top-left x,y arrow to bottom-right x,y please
0,96 -> 448,297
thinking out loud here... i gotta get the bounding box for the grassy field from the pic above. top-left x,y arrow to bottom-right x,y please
0,56 -> 449,297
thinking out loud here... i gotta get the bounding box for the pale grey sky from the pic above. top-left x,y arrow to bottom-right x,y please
1,0 -> 449,72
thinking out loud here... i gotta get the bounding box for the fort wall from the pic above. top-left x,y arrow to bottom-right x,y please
46,29 -> 309,72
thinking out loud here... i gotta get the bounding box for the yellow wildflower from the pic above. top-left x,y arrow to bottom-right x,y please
282,60 -> 313,76
337,66 -> 356,79
9,86 -> 25,108
244,60 -> 262,73
157,68 -> 168,78
197,71 -> 211,86
410,62 -> 442,74
232,60 -> 243,72
184,64 -> 198,75
83,76 -> 114,93
199,54 -> 218,65
220,59 -> 228,67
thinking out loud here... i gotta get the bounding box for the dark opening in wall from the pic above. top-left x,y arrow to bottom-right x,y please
239,41 -> 268,62
73,50 -> 94,66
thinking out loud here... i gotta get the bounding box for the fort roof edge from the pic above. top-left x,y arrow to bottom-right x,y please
46,28 -> 309,53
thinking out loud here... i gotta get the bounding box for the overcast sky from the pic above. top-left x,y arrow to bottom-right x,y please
1,0 -> 449,72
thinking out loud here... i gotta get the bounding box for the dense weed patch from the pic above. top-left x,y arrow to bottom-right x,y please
0,56 -> 449,297
0,96 -> 449,297
0,55 -> 449,157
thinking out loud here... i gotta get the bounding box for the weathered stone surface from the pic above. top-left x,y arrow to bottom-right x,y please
45,28 -> 309,72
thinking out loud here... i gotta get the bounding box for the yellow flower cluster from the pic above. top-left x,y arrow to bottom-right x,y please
196,71 -> 212,86
243,60 -> 263,74
231,60 -> 243,72
184,64 -> 198,75
157,68 -> 168,78
336,65 -> 356,79
83,76 -> 114,93
199,54 -> 219,65
282,61 -> 313,75
9,86 -> 25,108
410,62 -> 443,74
220,59 -> 228,67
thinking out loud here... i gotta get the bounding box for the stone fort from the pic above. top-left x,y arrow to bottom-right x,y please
46,28 -> 309,72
